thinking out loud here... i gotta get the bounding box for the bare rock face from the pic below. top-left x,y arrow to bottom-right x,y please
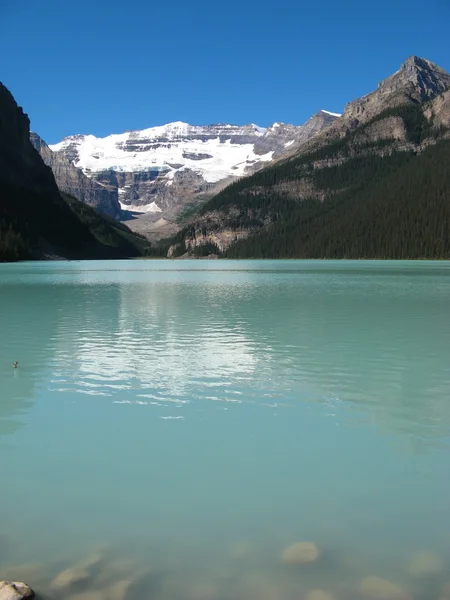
253,111 -> 338,158
96,166 -> 215,214
281,541 -> 321,565
343,56 -> 450,126
300,56 -> 450,152
352,116 -> 407,145
30,133 -> 120,218
47,113 -> 338,227
0,581 -> 34,600
427,89 -> 450,129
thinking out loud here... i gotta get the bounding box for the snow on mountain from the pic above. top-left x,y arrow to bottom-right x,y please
50,122 -> 272,185
320,110 -> 342,117
49,112 -> 339,219
119,200 -> 162,214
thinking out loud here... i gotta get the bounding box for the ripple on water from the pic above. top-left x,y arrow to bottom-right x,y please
1,261 -> 450,597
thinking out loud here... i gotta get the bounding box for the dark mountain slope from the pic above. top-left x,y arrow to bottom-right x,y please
0,83 -> 149,261
224,139 -> 450,259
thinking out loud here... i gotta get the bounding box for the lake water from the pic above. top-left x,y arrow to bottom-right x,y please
1,260 -> 450,600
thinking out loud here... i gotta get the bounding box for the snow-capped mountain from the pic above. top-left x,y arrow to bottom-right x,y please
48,110 -> 340,219
51,122 -> 273,186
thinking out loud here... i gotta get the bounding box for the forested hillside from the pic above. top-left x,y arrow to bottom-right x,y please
161,100 -> 450,260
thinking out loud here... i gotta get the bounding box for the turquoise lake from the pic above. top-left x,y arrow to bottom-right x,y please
1,260 -> 450,600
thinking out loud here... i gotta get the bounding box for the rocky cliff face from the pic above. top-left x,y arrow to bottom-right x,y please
343,56 -> 450,124
425,88 -> 450,128
301,56 -> 450,151
253,111 -> 339,157
30,133 -> 120,218
48,112 -> 339,227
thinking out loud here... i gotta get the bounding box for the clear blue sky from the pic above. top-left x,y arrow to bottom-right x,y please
1,0 -> 450,143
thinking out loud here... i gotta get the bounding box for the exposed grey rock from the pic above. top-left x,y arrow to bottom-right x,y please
343,56 -> 450,126
48,115 -> 338,234
30,133 -> 120,218
253,110 -> 338,158
0,581 -> 34,600
426,89 -> 450,129
300,56 -> 450,152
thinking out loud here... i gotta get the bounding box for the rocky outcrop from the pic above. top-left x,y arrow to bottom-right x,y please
0,581 -> 34,600
425,88 -> 450,129
95,166 -> 216,214
30,133 -> 120,218
300,56 -> 450,151
344,56 -> 450,125
253,111 -> 339,158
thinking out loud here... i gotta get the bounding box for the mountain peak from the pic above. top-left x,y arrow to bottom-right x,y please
378,55 -> 450,101
400,55 -> 445,73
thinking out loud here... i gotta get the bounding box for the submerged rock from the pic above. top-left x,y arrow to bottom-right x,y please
359,576 -> 410,599
0,581 -> 34,600
408,550 -> 444,576
281,542 -> 320,565
51,547 -> 109,593
91,555 -> 143,588
50,566 -> 91,592
305,590 -> 335,600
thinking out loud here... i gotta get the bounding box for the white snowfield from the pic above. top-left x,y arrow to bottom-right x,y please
49,112 -> 341,187
119,201 -> 162,213
320,110 -> 342,117
50,121 -> 273,184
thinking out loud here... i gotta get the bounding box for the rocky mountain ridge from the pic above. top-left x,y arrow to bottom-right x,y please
290,56 -> 450,155
159,56 -> 450,259
30,133 -> 120,218
46,110 -> 339,225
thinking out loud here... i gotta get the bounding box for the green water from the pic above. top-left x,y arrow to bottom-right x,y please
1,260 -> 449,600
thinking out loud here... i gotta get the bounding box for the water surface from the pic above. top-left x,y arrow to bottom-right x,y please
1,260 -> 450,599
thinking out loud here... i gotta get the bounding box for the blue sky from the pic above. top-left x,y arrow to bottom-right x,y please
1,0 -> 450,143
